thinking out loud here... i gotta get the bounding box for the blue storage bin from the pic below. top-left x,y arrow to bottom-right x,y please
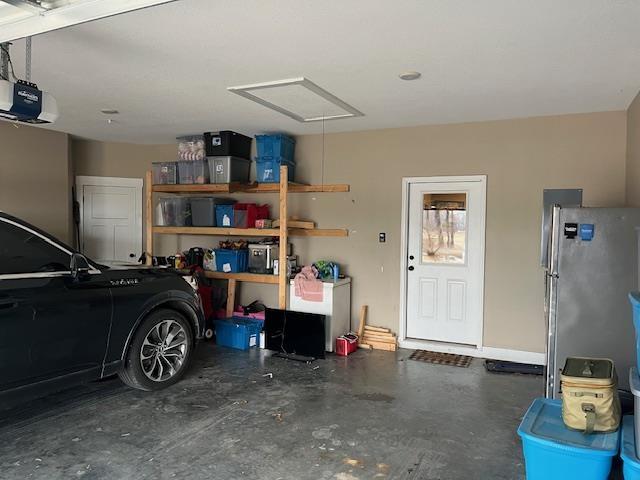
517,398 -> 619,480
214,317 -> 263,351
214,249 -> 248,273
630,292 -> 640,374
622,416 -> 640,479
215,204 -> 235,227
255,157 -> 295,183
255,134 -> 295,162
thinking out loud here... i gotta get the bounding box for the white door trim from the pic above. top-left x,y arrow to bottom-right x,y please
75,176 -> 143,258
399,175 -> 487,353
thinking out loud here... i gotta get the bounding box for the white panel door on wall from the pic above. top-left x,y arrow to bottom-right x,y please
405,177 -> 486,346
79,177 -> 142,264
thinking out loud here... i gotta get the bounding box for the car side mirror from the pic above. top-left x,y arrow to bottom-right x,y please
70,253 -> 91,279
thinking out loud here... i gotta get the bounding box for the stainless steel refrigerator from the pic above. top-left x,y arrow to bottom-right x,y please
544,206 -> 640,398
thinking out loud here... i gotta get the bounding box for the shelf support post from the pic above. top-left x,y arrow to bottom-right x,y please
145,170 -> 153,266
278,165 -> 288,309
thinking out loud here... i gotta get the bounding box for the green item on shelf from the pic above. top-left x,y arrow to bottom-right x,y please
313,260 -> 333,280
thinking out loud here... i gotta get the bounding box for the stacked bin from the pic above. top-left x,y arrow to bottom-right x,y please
517,398 -> 619,480
176,135 -> 209,184
213,317 -> 263,350
255,134 -> 296,183
624,293 -> 640,476
204,131 -> 252,184
158,197 -> 191,226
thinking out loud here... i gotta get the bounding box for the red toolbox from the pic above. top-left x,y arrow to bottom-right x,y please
233,203 -> 270,229
336,334 -> 358,356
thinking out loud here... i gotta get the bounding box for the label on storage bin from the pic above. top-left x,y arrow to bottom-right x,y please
216,164 -> 224,173
264,168 -> 273,181
250,334 -> 257,347
222,214 -> 231,226
223,263 -> 231,273
211,137 -> 221,146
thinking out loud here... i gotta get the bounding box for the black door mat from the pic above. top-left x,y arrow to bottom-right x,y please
408,350 -> 473,368
484,359 -> 543,376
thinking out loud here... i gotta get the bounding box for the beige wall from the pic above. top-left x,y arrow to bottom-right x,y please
70,111 -> 627,353
0,122 -> 71,243
627,92 -> 640,206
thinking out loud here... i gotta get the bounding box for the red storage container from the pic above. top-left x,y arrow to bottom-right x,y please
336,334 -> 358,356
233,203 -> 270,229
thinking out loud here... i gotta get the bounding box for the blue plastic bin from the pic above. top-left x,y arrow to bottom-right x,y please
630,292 -> 640,374
622,416 -> 640,479
517,398 -> 619,480
255,134 -> 295,162
255,157 -> 295,183
214,249 -> 248,273
215,204 -> 235,227
214,317 -> 263,350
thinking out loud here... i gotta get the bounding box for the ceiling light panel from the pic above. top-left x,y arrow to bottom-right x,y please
228,77 -> 363,123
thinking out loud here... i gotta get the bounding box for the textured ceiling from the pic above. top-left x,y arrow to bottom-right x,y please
5,0 -> 640,143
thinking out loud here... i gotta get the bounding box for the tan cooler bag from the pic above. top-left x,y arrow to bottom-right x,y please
561,357 -> 621,434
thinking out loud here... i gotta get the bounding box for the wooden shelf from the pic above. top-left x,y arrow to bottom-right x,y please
289,228 -> 349,237
151,183 -> 350,194
153,226 -> 279,236
201,271 -> 279,284
145,166 -> 350,316
153,226 -> 348,237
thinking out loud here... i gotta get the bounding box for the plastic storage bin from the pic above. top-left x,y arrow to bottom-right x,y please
152,162 -> 177,184
204,131 -> 252,158
255,157 -> 295,183
190,197 -> 236,227
207,156 -> 251,184
630,367 -> 640,457
233,203 -> 270,229
159,197 -> 191,226
630,292 -> 640,374
621,416 -> 640,479
255,134 -> 295,162
177,160 -> 209,184
213,317 -> 263,351
177,135 -> 206,161
517,397 -> 619,480
215,204 -> 235,228
214,249 -> 248,273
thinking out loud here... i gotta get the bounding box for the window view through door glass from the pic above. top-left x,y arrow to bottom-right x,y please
422,193 -> 467,264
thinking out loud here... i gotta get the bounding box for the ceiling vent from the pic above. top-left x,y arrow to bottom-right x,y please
227,77 -> 363,123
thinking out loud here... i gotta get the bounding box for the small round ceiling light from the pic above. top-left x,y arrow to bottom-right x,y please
100,108 -> 119,115
399,71 -> 421,81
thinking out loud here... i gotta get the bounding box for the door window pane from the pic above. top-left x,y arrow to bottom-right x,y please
422,193 -> 467,264
0,220 -> 70,274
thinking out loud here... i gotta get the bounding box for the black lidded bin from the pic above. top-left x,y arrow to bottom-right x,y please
204,131 -> 252,159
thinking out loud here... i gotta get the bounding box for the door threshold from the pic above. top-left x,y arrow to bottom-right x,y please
398,338 -> 480,357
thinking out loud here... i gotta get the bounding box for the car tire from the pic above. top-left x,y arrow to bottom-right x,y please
118,308 -> 194,391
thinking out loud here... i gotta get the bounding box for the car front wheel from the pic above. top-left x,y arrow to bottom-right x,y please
118,309 -> 194,391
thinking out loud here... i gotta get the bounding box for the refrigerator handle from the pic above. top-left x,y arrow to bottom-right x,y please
548,205 -> 561,277
544,204 -> 561,398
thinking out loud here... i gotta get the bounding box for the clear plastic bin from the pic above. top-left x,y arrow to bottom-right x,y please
177,135 -> 206,161
190,197 -> 236,227
152,162 -> 178,184
159,197 -> 191,226
178,160 -> 210,184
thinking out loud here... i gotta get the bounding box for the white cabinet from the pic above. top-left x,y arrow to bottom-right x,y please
288,278 -> 351,352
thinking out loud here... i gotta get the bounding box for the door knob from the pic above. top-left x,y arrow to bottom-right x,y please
129,253 -> 136,258
409,255 -> 415,260
408,266 -> 415,271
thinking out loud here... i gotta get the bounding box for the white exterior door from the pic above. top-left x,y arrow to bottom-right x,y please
78,177 -> 142,265
405,177 -> 486,346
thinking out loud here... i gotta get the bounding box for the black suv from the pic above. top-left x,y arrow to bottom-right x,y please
0,212 -> 204,403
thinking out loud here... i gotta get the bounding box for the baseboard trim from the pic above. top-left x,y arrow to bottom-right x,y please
398,339 -> 546,365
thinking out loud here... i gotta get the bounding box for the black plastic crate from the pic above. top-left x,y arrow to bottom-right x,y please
204,131 -> 252,159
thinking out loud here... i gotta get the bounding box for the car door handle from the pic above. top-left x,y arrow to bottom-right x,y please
0,298 -> 18,310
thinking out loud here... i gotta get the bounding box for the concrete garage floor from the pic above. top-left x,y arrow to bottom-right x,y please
0,343 -> 543,480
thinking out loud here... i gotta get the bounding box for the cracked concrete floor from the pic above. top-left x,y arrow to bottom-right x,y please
0,343 -> 543,479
